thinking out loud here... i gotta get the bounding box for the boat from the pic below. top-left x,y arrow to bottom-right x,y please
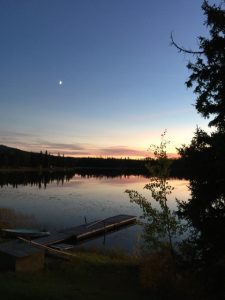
1,228 -> 50,238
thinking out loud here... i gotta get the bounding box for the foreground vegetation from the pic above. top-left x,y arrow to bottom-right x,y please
0,249 -> 215,300
0,250 -> 145,300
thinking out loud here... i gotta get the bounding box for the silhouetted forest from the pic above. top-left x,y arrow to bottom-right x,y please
0,144 -> 186,178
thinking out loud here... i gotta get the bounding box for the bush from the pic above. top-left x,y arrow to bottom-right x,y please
139,252 -> 207,300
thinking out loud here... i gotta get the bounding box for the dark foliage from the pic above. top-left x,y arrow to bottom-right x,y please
184,1 -> 225,130
178,176 -> 225,299
177,127 -> 225,179
173,2 -> 225,298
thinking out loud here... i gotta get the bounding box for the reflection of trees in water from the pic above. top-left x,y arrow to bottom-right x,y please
0,170 -> 149,188
0,170 -> 76,188
73,168 -> 148,178
0,207 -> 38,229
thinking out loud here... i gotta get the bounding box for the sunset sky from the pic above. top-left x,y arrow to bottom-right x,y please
0,0 -> 214,158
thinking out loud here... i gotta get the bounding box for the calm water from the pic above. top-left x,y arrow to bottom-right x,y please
0,174 -> 190,253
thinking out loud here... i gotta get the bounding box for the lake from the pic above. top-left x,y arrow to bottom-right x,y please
0,173 -> 190,253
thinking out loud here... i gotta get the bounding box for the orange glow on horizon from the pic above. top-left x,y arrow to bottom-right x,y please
4,136 -> 182,160
54,151 -> 180,160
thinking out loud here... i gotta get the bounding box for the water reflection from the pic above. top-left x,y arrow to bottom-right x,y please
0,171 -> 190,252
0,170 -> 148,188
0,170 -> 76,188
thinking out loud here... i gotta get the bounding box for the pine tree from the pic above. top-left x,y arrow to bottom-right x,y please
172,1 -> 225,131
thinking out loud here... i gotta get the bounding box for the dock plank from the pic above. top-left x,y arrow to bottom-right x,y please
34,214 -> 136,246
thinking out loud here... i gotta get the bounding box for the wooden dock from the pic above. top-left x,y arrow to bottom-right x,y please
34,214 -> 136,246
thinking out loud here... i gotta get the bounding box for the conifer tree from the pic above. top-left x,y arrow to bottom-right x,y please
172,1 -> 225,131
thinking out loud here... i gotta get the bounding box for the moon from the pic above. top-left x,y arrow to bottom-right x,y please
58,80 -> 63,86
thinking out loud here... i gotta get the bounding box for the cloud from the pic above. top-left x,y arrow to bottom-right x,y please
0,130 -> 37,138
97,146 -> 148,157
36,143 -> 149,158
0,131 -> 178,158
0,130 -> 40,149
37,141 -> 87,151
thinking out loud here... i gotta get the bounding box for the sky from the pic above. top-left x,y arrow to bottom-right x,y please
0,0 -> 216,158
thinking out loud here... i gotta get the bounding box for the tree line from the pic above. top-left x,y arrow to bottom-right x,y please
0,144 -> 186,177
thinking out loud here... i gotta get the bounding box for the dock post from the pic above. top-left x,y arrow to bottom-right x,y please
103,221 -> 106,245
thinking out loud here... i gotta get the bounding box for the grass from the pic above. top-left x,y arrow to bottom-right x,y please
0,246 -> 217,300
0,250 -> 149,300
